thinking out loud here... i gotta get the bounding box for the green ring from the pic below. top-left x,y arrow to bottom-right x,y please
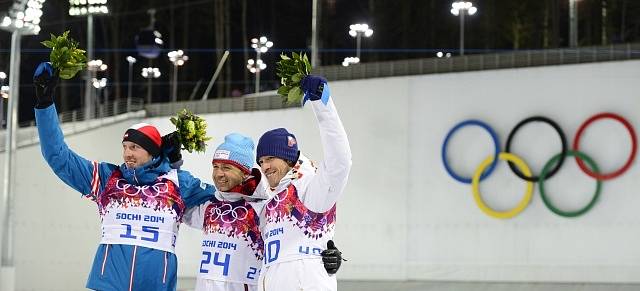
539,150 -> 602,217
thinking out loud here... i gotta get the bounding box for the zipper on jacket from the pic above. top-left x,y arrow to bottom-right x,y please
133,169 -> 139,185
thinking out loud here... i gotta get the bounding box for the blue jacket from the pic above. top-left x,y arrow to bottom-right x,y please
35,104 -> 215,291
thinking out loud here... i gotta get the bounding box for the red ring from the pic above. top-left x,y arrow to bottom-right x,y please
572,112 -> 638,180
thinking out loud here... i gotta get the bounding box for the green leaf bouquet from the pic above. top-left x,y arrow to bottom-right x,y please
275,52 -> 311,104
169,109 -> 212,153
41,31 -> 87,79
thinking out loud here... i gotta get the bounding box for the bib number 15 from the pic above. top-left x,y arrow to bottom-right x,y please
120,223 -> 159,242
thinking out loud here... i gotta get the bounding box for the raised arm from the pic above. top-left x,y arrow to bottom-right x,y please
34,62 -> 111,197
300,77 -> 352,212
176,169 -> 216,209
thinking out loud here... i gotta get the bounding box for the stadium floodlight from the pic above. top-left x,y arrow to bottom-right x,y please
249,36 -> 272,94
436,51 -> 452,58
450,1 -> 477,56
251,36 -> 273,53
348,23 -> 373,60
92,77 -> 107,89
341,57 -> 360,67
168,50 -> 188,102
141,67 -> 160,104
68,0 -> 108,16
0,0 -> 45,35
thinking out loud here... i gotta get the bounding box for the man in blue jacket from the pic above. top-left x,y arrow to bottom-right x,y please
33,62 -> 214,291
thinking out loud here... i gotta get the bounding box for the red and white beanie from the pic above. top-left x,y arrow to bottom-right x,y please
122,123 -> 162,156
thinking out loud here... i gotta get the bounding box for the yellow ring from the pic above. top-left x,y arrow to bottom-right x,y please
471,152 -> 534,219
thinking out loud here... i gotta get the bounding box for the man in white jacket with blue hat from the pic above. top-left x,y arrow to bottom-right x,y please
256,75 -> 352,291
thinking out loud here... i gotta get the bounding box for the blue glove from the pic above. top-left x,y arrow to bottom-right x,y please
300,75 -> 327,101
161,131 -> 183,168
33,62 -> 59,109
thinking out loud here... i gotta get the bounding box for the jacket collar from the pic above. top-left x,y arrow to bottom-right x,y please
119,156 -> 171,185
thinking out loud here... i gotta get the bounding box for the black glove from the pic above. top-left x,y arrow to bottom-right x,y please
321,240 -> 343,275
33,62 -> 59,109
300,75 -> 327,101
161,131 -> 182,166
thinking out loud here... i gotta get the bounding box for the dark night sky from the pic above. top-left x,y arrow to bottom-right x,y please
0,0 -> 639,123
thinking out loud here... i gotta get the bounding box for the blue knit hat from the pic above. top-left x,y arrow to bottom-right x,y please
256,128 -> 300,164
212,133 -> 255,174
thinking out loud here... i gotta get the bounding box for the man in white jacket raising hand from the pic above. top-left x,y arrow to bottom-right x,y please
256,75 -> 352,291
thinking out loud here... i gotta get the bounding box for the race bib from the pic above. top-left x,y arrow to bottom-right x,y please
101,206 -> 179,253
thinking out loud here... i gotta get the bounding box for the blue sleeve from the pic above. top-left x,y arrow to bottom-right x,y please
35,104 -> 115,198
177,169 -> 216,209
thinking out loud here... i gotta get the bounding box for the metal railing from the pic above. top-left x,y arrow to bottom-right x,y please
145,43 -> 640,117
145,93 -> 299,117
313,43 -> 640,80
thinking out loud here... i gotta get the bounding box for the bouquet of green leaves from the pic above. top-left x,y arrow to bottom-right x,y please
170,109 -> 212,153
275,52 -> 311,104
41,31 -> 87,79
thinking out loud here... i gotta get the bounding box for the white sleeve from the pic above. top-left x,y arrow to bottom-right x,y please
301,97 -> 352,213
183,203 -> 208,230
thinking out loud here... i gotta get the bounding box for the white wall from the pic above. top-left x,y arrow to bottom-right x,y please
6,60 -> 640,290
407,61 -> 640,282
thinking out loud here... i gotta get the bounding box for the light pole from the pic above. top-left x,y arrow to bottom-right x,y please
569,0 -> 580,47
0,1 -> 45,290
126,56 -> 136,102
0,72 -> 5,128
311,0 -> 320,67
167,50 -> 188,102
141,67 -> 160,104
126,56 -> 136,110
87,59 -> 107,117
450,1 -> 477,56
250,36 -> 273,94
69,0 -> 109,120
348,23 -> 373,60
246,58 -> 267,91
92,77 -> 107,116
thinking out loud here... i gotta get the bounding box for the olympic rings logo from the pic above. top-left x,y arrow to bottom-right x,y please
115,179 -> 169,198
441,113 -> 638,219
266,187 -> 290,211
208,203 -> 249,224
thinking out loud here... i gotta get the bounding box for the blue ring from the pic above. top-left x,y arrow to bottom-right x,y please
441,119 -> 500,184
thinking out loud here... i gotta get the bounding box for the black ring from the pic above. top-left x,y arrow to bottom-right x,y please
505,116 -> 567,182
